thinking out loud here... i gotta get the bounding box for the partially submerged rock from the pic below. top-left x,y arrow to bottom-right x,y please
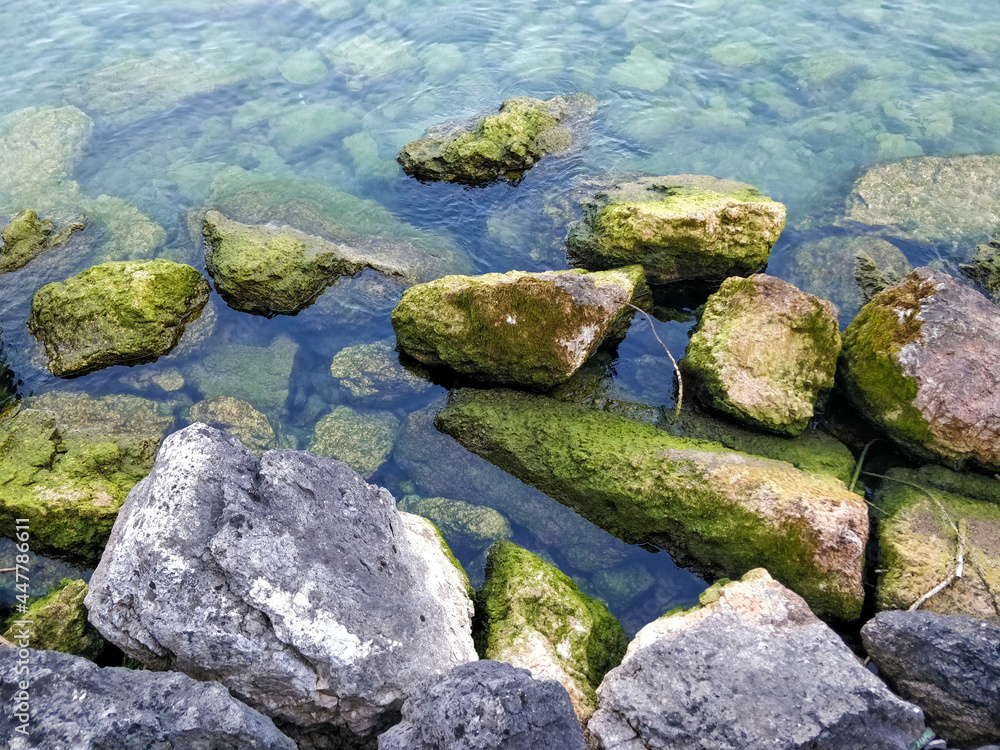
683,274 -> 841,436
1,579 -> 104,660
0,209 -> 83,275
839,268 -> 1000,471
398,495 -> 511,555
307,405 -> 400,478
436,389 -> 868,620
392,266 -> 649,388
589,570 -> 926,750
185,396 -> 278,454
28,260 -> 210,377
398,95 -> 597,185
566,175 -> 786,283
961,237 -> 1000,300
330,339 -> 434,403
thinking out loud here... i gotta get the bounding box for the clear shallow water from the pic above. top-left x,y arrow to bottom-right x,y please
0,0 -> 997,634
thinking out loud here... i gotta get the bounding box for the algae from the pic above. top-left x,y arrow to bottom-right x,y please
308,405 -> 400,478
2,579 -> 104,660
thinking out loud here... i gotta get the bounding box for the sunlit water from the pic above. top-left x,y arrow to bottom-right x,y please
1,0 -> 997,634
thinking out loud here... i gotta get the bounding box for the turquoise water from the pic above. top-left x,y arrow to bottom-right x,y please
1,0 -> 998,634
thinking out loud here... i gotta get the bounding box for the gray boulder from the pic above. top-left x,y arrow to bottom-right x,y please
377,660 -> 586,750
85,423 -> 476,746
862,611 -> 1000,748
0,647 -> 295,749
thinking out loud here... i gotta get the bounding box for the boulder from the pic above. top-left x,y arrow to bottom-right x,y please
475,541 -> 627,721
391,266 -> 649,388
398,95 -> 597,185
185,396 -> 278,454
436,389 -> 869,620
185,334 -> 297,416
0,647 -> 295,750
589,570 -> 926,750
682,274 -> 841,436
85,424 -> 477,744
839,268 -> 1000,471
330,338 -> 434,403
0,392 -> 173,559
398,495 -> 511,555
862,610 -> 1000,748
873,465 -> 1000,619
566,175 -> 786,283
1,579 -> 104,660
0,209 -> 83,275
961,237 -> 1000,300
377,660 -> 586,750
308,405 -> 400,478
27,260 -> 210,377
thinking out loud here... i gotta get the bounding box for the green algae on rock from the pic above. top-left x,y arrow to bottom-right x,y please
437,389 -> 869,620
392,266 -> 649,389
682,274 -> 841,436
475,541 -> 627,721
2,579 -> 105,660
0,392 -> 173,560
308,405 -> 400,479
27,260 -> 210,378
961,237 -> 1000,300
566,175 -> 786,283
185,397 -> 278,455
329,338 -> 433,403
398,495 -> 511,555
0,209 -> 83,275
874,465 -> 1000,619
397,95 -> 597,185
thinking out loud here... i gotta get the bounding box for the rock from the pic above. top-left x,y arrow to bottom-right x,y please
398,495 -> 511,555
279,48 -> 328,85
0,648 -> 296,750
185,396 -> 278,454
0,209 -> 83,275
862,610 -> 1000,748
436,389 -> 869,620
476,541 -> 627,721
377,659 -> 586,750
28,260 -> 210,377
398,95 -> 597,185
86,194 -> 167,262
121,366 -> 186,393
682,274 -> 841,436
1,579 -> 104,660
85,424 -> 477,743
308,405 -> 400,479
839,268 -> 1000,471
566,175 -> 786,284
608,45 -> 674,91
268,102 -> 360,154
0,392 -> 173,559
391,266 -> 649,388
330,339 -> 434,403
321,33 -> 420,86
961,237 -> 1000,299
873,465 -> 1000,619
589,570 -> 926,750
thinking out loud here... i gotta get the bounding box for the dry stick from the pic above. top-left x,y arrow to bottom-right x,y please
909,519 -> 965,612
0,568 -> 14,574
623,302 -> 683,420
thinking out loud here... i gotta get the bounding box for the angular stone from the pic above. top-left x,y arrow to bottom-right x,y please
185,396 -> 278,454
330,339 -> 434,403
589,570 -> 926,750
0,209 -> 83,275
436,389 -> 868,620
28,260 -> 210,377
839,268 -> 1000,471
682,274 -> 841,436
392,266 -> 649,388
397,495 -> 511,555
308,405 -> 400,479
1,579 -> 104,660
567,175 -> 786,284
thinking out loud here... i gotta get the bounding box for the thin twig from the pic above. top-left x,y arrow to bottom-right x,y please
849,439 -> 878,493
909,519 -> 964,611
623,302 -> 683,420
0,568 -> 14,574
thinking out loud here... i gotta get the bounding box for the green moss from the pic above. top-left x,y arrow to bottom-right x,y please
2,579 -> 104,660
330,339 -> 433,403
185,397 -> 277,455
398,495 -> 511,554
307,405 -> 399,479
961,238 -> 1000,298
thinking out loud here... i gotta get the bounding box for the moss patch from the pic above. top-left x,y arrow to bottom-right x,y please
0,209 -> 83,275
185,397 -> 277,455
398,495 -> 511,554
2,579 -> 105,660
308,405 -> 399,479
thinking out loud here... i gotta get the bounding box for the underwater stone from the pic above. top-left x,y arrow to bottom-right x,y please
87,195 -> 167,262
2,579 -> 104,660
391,266 -> 648,389
329,338 -> 434,403
322,33 -> 420,84
28,260 -> 210,377
268,102 -> 360,153
308,405 -> 400,479
279,48 -> 328,85
566,175 -> 786,284
397,495 -> 511,554
186,334 -> 298,416
608,45 -> 673,91
0,209 -> 83,275
186,397 -> 278,455
961,237 -> 1000,299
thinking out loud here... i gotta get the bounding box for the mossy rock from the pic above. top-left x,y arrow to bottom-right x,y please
961,237 -> 1000,300
475,541 -> 627,720
398,495 -> 511,555
184,397 -> 278,455
682,274 -> 841,436
2,579 -> 105,660
0,392 -> 173,560
398,95 -> 597,185
391,266 -> 649,388
0,209 -> 83,275
875,465 -> 1000,619
308,405 -> 400,479
567,175 -> 786,284
329,339 -> 434,404
437,389 -> 868,620
27,260 -> 210,377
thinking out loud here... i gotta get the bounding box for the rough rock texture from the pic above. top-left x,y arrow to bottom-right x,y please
86,424 -> 477,744
566,175 -> 786,283
330,338 -> 434,403
392,266 -> 649,388
961,238 -> 1000,300
308,405 -> 400,478
0,647 -> 296,750
0,392 -> 173,559
862,610 -> 1000,748
475,541 -> 627,721
398,95 -> 597,185
377,660 -> 586,750
436,389 -> 868,620
590,570 -> 926,750
682,274 -> 841,436
28,260 -> 210,377
185,396 -> 278,454
398,495 -> 511,555
839,267 -> 1000,471
0,209 -> 83,275
1,579 -> 104,660
874,465 -> 1000,619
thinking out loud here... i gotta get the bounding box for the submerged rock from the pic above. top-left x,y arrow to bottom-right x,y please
961,237 -> 1000,299
392,266 -> 649,388
185,396 -> 278,454
1,579 -> 104,660
330,338 -> 434,403
589,570 -> 926,750
308,405 -> 400,478
28,260 -> 210,377
839,268 -> 1000,471
682,274 -> 841,436
86,424 -> 477,744
398,495 -> 511,555
0,209 -> 83,275
436,389 -> 868,620
566,175 -> 786,283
